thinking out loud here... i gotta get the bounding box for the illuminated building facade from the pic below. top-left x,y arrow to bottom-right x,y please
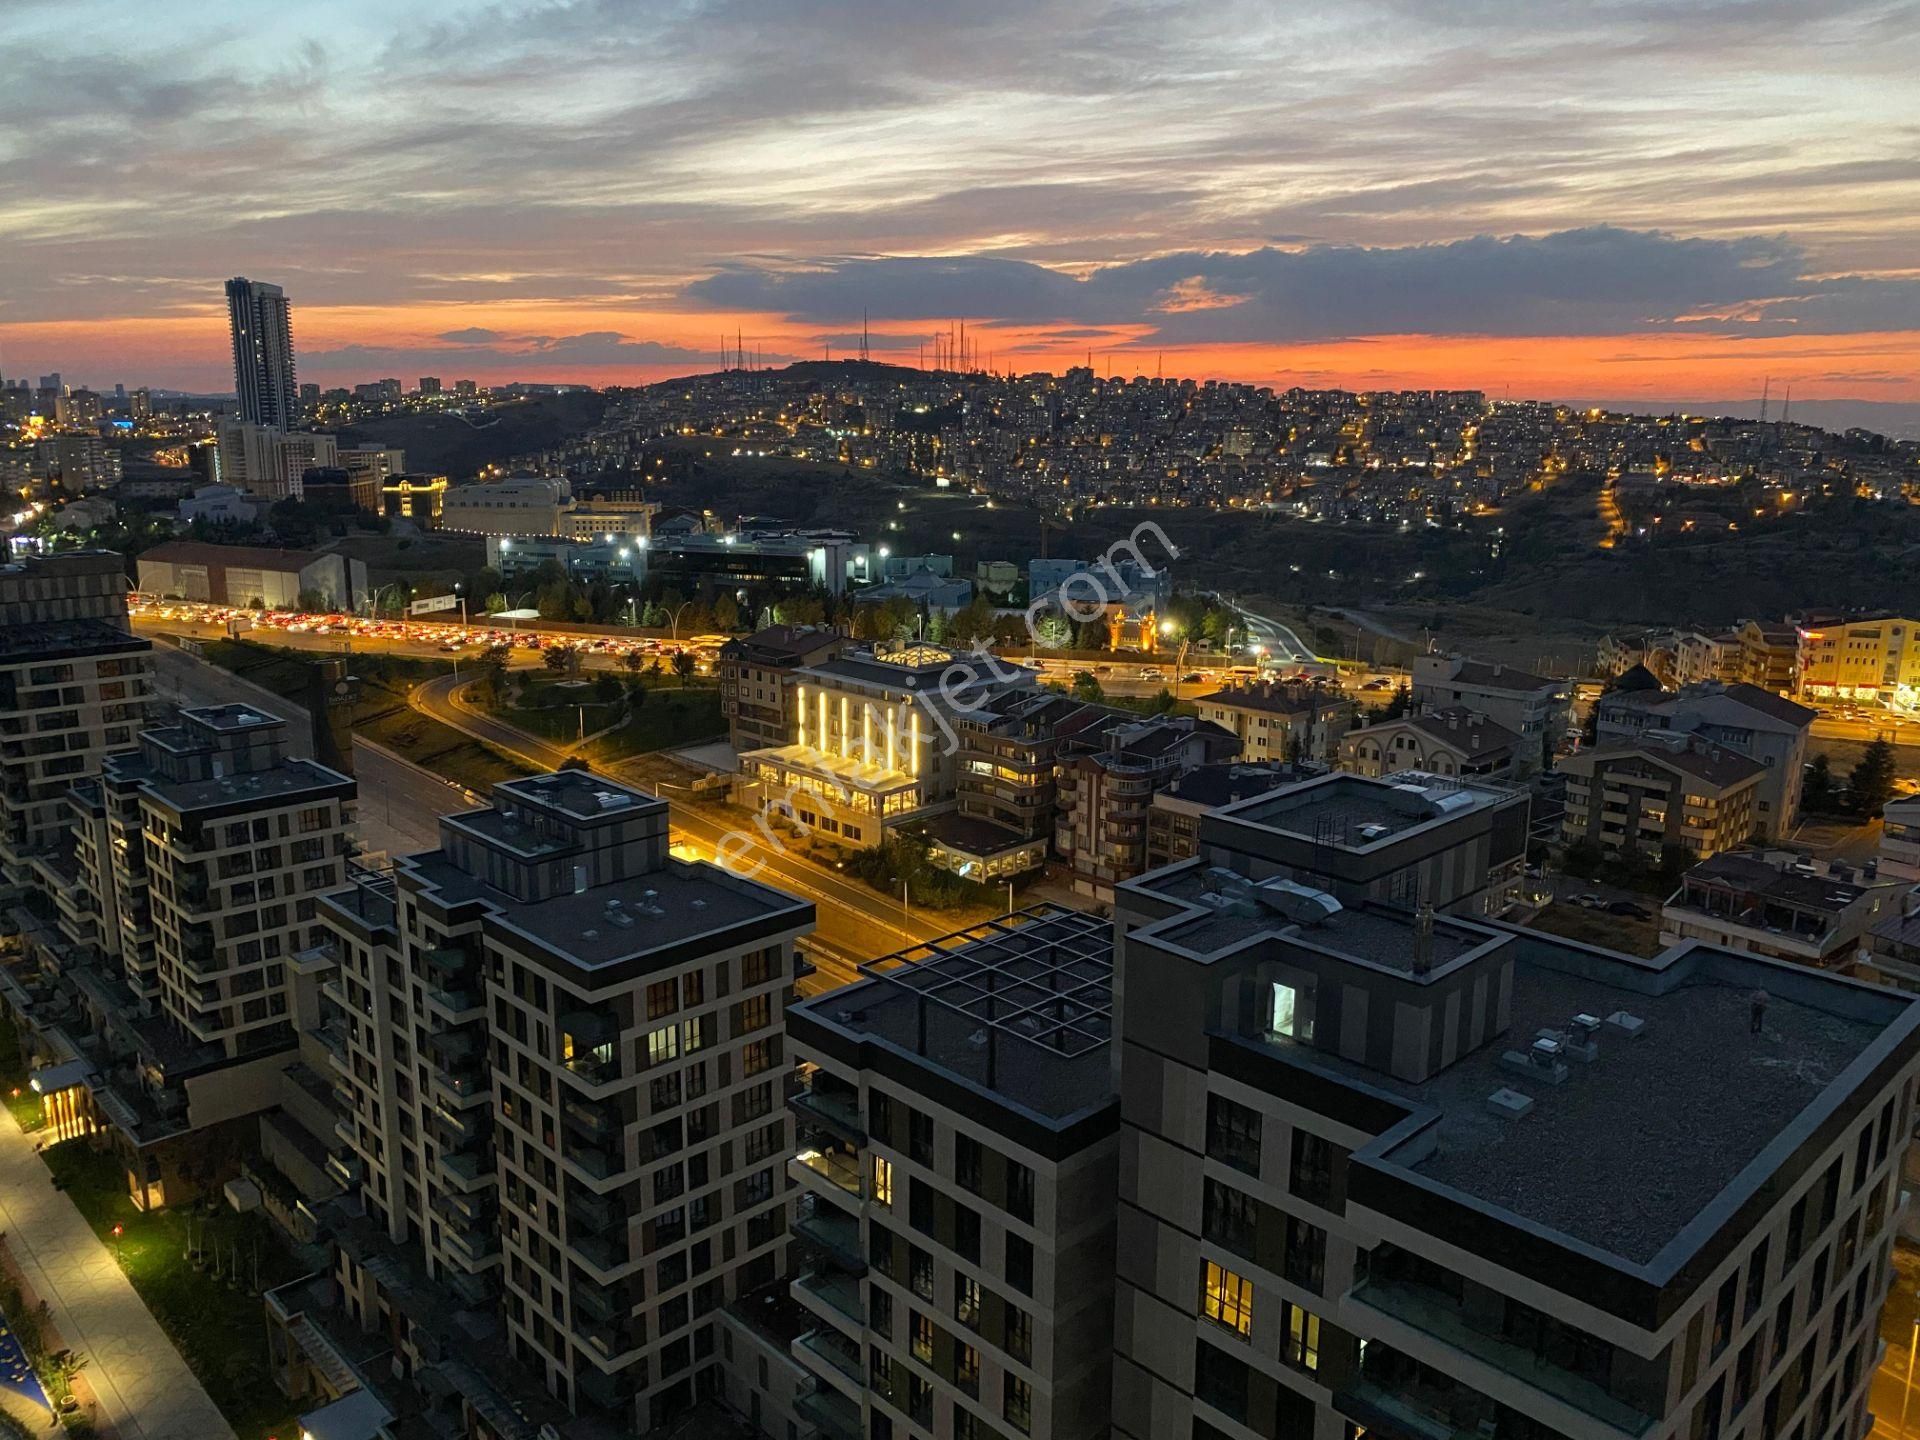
1796,617 -> 1920,703
738,644 -> 1036,849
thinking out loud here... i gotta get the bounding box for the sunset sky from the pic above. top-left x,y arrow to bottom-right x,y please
4,0 -> 1919,401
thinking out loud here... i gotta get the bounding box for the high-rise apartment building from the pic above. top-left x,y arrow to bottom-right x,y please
0,551 -> 153,885
785,905 -> 1120,1440
226,276 -> 298,429
226,276 -> 297,432
1109,818 -> 1920,1440
304,770 -> 813,1431
77,703 -> 355,1203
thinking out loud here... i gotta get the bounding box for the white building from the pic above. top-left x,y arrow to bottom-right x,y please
178,484 -> 261,527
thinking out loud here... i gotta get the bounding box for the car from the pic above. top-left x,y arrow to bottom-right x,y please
1362,677 -> 1392,690
1572,893 -> 1603,908
1183,672 -> 1204,683
1606,900 -> 1653,919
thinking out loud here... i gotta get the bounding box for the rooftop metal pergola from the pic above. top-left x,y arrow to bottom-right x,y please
858,903 -> 1113,1060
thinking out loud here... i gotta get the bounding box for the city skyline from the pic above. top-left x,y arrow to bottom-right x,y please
3,2 -> 1919,400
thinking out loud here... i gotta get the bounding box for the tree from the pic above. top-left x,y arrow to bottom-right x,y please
621,648 -> 647,676
712,592 -> 740,632
946,594 -> 1000,649
1070,670 -> 1104,702
671,651 -> 698,686
1032,612 -> 1073,650
1803,753 -> 1836,812
544,645 -> 574,674
1847,739 -> 1897,816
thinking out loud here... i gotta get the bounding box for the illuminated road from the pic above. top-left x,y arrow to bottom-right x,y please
407,673 -> 996,994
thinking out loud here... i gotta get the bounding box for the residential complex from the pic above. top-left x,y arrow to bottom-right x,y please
287,770 -> 815,1433
1558,740 -> 1766,860
1197,682 -> 1355,765
785,905 -> 1120,1440
0,551 -> 154,883
1409,655 -> 1572,765
1109,841 -> 1920,1440
83,702 -> 356,1203
719,624 -> 850,754
1595,681 -> 1816,838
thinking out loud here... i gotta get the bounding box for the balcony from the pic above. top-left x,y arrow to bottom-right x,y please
793,1268 -> 864,1328
568,1189 -> 619,1236
430,1065 -> 488,1109
440,1149 -> 490,1190
563,1141 -> 627,1188
573,1231 -> 632,1278
325,1151 -> 362,1190
425,987 -> 485,1024
562,1098 -> 619,1142
795,1327 -> 864,1388
571,1276 -> 631,1326
791,1141 -> 863,1201
793,1196 -> 866,1274
796,1385 -> 863,1440
789,1078 -> 865,1143
425,1026 -> 479,1067
440,1218 -> 500,1269
573,1362 -> 639,1414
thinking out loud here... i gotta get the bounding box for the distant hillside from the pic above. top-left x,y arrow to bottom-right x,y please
1578,398 -> 1920,440
335,391 -> 607,478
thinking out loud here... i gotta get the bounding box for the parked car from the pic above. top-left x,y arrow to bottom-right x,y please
1606,900 -> 1653,919
1572,893 -> 1603,908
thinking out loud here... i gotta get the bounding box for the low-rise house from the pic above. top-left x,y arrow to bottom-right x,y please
1339,705 -> 1520,778
1661,849 -> 1902,969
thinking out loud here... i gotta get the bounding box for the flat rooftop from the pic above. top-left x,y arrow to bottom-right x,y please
1155,900 -> 1491,974
1306,936 -> 1898,1264
0,618 -> 149,661
180,702 -> 284,734
1218,771 -> 1512,848
407,850 -> 804,972
146,758 -> 352,815
495,770 -> 665,824
795,905 -> 1115,1122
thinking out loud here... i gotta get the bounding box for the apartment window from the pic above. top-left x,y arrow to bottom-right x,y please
1006,1305 -> 1032,1365
955,1339 -> 980,1397
872,1155 -> 894,1208
909,1109 -> 934,1165
955,1205 -> 982,1264
646,978 -> 678,1020
1005,1159 -> 1034,1222
910,1246 -> 934,1300
741,947 -> 776,985
1284,1216 -> 1326,1294
647,1024 -> 679,1066
1744,1238 -> 1769,1319
1711,1272 -> 1737,1357
955,1133 -> 982,1193
1202,1178 -> 1256,1258
738,993 -> 771,1035
1202,1261 -> 1253,1339
910,1311 -> 934,1364
1282,1302 -> 1321,1373
870,1090 -> 893,1144
1004,1374 -> 1033,1435
741,1038 -> 773,1076
1006,1234 -> 1034,1295
1290,1128 -> 1336,1207
1206,1094 -> 1261,1176
1785,1195 -> 1808,1264
1771,1293 -> 1794,1367
956,1275 -> 981,1330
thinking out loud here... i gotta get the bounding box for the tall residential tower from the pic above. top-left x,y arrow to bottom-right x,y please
225,276 -> 298,428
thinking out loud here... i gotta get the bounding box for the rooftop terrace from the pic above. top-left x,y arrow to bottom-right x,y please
794,905 -> 1115,1122
1217,771 -> 1513,849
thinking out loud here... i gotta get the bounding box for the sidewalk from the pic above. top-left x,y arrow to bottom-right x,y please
0,1125 -> 234,1440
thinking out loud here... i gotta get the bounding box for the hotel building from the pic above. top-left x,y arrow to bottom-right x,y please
739,644 -> 1035,850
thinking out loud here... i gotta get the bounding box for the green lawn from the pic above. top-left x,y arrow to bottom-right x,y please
197,638 -> 533,793
40,1143 -> 302,1440
0,1015 -> 41,1133
481,675 -> 725,761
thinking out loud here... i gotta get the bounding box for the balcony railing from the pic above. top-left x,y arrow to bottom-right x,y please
794,1268 -> 865,1326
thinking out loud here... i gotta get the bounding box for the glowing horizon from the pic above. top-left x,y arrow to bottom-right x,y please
4,2 -> 1918,404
